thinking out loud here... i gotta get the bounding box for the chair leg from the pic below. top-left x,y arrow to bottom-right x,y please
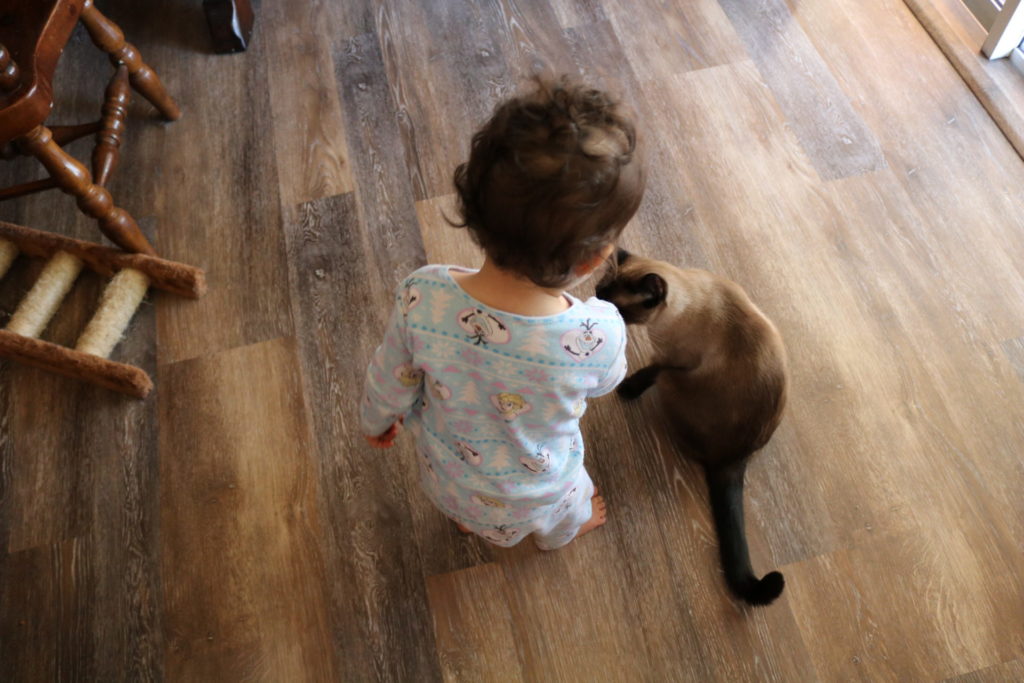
79,0 -> 181,121
93,65 -> 131,186
0,43 -> 20,92
17,126 -> 157,256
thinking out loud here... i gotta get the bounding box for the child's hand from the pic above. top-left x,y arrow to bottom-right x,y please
365,420 -> 401,448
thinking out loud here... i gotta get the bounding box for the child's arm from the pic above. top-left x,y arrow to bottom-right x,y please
588,331 -> 627,398
361,299 -> 422,444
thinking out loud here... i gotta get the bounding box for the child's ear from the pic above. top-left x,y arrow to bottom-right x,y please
577,245 -> 616,276
640,273 -> 667,308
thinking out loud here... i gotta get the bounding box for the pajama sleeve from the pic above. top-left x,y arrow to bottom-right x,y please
360,297 -> 423,437
588,323 -> 628,398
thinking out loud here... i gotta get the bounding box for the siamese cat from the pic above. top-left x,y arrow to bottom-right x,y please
596,249 -> 788,606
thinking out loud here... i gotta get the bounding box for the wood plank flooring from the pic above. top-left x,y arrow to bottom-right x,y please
1,0 -> 1022,680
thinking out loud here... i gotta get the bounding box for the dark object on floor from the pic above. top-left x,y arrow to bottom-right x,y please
0,0 -> 181,256
204,0 -> 255,54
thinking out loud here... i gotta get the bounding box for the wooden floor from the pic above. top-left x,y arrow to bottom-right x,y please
1,0 -> 1023,680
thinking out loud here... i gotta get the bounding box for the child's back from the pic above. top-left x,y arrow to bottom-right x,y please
361,77 -> 644,549
363,264 -> 625,546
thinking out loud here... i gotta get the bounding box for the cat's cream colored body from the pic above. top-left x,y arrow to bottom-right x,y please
599,253 -> 788,462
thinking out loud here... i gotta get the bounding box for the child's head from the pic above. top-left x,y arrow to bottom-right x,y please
452,77 -> 645,288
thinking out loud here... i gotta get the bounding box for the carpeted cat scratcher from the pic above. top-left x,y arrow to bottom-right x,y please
0,220 -> 204,398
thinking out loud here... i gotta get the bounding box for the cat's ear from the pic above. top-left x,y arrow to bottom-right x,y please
640,273 -> 667,308
616,248 -> 631,266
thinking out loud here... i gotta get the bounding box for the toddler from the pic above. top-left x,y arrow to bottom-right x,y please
361,78 -> 645,549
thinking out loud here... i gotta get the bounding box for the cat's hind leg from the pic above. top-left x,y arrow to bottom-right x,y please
617,364 -> 663,400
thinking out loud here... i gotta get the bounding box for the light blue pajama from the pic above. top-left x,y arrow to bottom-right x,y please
361,265 -> 627,548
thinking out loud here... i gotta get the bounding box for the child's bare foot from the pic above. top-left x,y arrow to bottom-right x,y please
574,494 -> 607,539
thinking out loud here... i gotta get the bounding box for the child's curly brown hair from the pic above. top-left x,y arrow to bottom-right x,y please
451,77 -> 645,288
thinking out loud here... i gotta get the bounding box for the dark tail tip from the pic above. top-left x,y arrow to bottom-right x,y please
739,571 -> 785,606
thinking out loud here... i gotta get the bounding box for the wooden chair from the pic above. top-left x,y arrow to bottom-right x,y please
0,0 -> 181,256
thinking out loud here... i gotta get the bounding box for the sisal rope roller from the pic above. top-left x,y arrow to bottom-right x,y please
0,219 -> 205,397
0,238 -> 17,279
6,251 -> 83,338
75,268 -> 149,357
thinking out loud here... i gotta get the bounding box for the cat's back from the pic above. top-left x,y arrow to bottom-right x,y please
664,267 -> 786,373
659,269 -> 788,456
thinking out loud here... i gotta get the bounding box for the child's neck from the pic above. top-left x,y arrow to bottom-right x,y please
452,259 -> 571,316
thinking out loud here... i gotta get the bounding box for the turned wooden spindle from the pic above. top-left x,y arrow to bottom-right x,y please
93,65 -> 131,186
6,252 -> 84,338
0,43 -> 19,93
16,126 -> 156,255
79,0 -> 181,121
0,178 -> 58,202
0,43 -> 19,92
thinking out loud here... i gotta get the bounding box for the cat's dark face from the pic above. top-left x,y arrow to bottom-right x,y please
595,249 -> 668,325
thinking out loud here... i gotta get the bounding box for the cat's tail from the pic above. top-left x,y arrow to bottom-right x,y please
705,461 -> 784,606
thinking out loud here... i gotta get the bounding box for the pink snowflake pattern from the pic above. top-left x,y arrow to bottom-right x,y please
523,367 -> 549,384
451,420 -> 474,433
511,507 -> 533,520
459,348 -> 484,366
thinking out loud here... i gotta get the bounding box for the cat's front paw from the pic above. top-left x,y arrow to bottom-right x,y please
616,376 -> 649,401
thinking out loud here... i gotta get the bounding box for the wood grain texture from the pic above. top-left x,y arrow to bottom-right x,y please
157,336 -> 338,681
603,0 -> 741,80
0,209 -> 161,680
790,0 -> 1024,555
335,31 -> 426,283
717,0 -> 886,181
284,192 -> 443,681
0,0 -> 1022,679
549,0 -> 606,29
263,0 -> 353,205
946,659 -> 1024,683
903,0 -> 1024,161
376,0 -> 576,201
1003,337 -> 1024,384
425,563 -> 525,681
784,527 -> 1023,680
930,0 -> 1024,121
416,193 -> 484,271
119,0 -> 294,365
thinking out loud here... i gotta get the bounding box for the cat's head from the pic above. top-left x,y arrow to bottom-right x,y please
595,248 -> 668,324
